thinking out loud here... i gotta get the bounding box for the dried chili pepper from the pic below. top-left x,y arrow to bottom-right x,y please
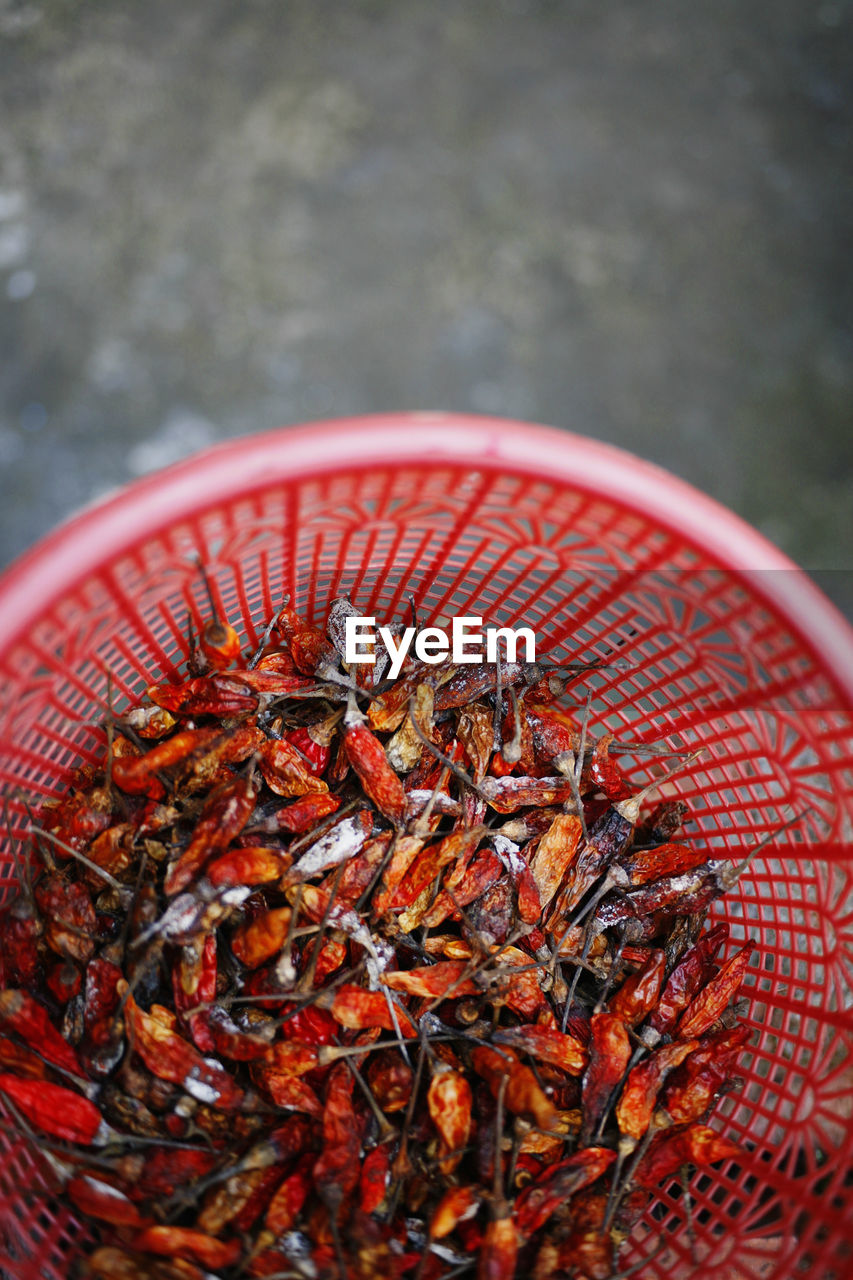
205,845 -> 291,888
132,1225 -> 242,1270
478,1206 -> 519,1280
67,1173 -> 148,1228
527,812 -> 583,911
619,839 -> 708,886
0,580 -> 763,1280
265,1152 -> 314,1233
40,782 -> 113,852
434,660 -> 527,712
676,943 -> 753,1039
491,1024 -> 587,1075
635,1122 -> 743,1188
385,828 -> 483,916
312,1060 -> 361,1216
580,1012 -> 631,1143
471,1045 -> 561,1131
147,672 -> 258,716
123,987 -> 245,1111
0,1032 -> 50,1079
479,774 -> 577,814
198,1165 -> 277,1235
0,900 -> 41,988
359,1142 -> 392,1215
203,1006 -> 272,1061
588,734 -> 632,801
164,774 -> 258,895
421,849 -> 503,928
231,906 -> 293,969
648,922 -> 728,1036
641,798 -> 690,844
661,1023 -> 752,1126
257,739 -> 330,799
0,987 -> 85,1078
344,695 -> 408,827
286,809 -> 373,883
608,948 -> 666,1027
366,1051 -> 413,1113
0,1075 -> 104,1143
193,563 -> 243,671
111,727 -> 224,798
428,1064 -> 473,1174
429,1184 -> 480,1239
133,1145 -> 220,1199
35,874 -> 97,964
317,985 -> 418,1037
385,961 -> 480,1000
514,1146 -> 617,1236
615,1039 -> 698,1141
274,791 -> 342,833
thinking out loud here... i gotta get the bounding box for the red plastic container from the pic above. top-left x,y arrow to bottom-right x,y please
0,413 -> 851,1278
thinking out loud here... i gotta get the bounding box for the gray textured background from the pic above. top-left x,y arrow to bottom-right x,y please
1,0 -> 851,615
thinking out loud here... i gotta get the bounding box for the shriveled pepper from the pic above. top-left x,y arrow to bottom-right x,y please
164,774 -> 258,895
0,1074 -> 104,1144
471,1045 -> 561,1131
649,923 -> 729,1036
677,944 -> 753,1040
257,739 -> 330,799
359,1142 -> 392,1215
580,1012 -> 631,1143
123,987 -> 244,1111
615,1039 -> 698,1142
636,1122 -> 743,1188
67,1174 -> 148,1228
428,1064 -> 473,1174
492,1024 -> 587,1076
312,1060 -> 361,1217
231,906 -> 293,970
608,948 -> 666,1027
0,987 -> 85,1078
132,1225 -> 243,1270
111,727 -> 223,797
514,1146 -> 616,1236
662,1024 -> 753,1126
344,695 -> 408,827
265,1152 -> 314,1233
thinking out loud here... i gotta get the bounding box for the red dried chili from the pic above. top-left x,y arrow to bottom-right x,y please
0,580 -> 762,1279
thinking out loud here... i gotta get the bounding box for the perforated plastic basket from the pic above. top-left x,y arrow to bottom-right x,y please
0,413 -> 851,1279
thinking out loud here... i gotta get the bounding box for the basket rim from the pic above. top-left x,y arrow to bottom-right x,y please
0,412 -> 851,703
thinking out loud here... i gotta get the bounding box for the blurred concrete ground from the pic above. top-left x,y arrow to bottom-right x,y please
0,0 -> 851,615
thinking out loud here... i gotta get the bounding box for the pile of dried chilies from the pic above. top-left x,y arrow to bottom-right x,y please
0,580 -> 757,1279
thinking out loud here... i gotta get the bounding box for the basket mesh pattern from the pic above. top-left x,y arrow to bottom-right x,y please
0,445 -> 851,1278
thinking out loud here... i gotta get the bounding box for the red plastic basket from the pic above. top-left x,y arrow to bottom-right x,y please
0,413 -> 851,1279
